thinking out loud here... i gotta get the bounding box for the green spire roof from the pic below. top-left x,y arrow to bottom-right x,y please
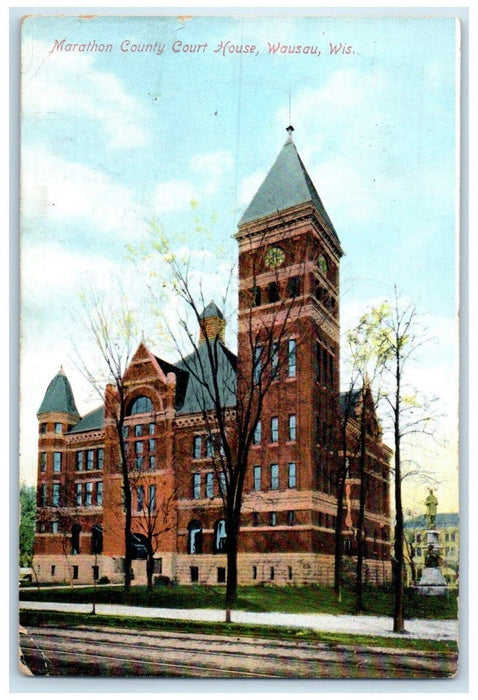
37,367 -> 80,417
239,127 -> 339,242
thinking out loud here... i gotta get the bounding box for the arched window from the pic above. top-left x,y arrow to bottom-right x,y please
127,395 -> 153,416
187,520 -> 203,554
71,524 -> 81,555
317,254 -> 328,274
214,519 -> 227,554
91,524 -> 103,554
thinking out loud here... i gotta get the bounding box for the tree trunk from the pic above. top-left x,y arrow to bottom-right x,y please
225,524 -> 238,620
334,472 -> 346,600
355,404 -> 367,612
393,357 -> 405,633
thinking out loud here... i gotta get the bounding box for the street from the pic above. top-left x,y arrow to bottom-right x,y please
19,624 -> 458,679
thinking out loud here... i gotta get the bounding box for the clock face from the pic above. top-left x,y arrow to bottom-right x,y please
264,246 -> 285,269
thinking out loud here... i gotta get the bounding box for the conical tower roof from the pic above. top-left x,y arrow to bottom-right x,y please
37,367 -> 80,417
239,127 -> 339,245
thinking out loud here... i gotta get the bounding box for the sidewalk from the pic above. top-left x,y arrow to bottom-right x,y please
19,600 -> 459,641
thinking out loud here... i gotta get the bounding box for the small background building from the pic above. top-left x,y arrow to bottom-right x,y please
404,513 -> 459,588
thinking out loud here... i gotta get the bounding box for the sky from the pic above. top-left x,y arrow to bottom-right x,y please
19,13 -> 460,516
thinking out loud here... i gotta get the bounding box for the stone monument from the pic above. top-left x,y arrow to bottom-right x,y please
416,489 -> 448,596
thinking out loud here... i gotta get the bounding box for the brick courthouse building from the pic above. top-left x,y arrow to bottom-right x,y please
33,128 -> 392,586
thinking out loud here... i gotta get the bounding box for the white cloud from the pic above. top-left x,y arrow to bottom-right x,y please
152,179 -> 198,213
189,150 -> 234,195
22,39 -> 150,150
21,145 -> 147,237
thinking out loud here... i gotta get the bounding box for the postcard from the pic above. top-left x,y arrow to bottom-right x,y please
18,12 -> 461,682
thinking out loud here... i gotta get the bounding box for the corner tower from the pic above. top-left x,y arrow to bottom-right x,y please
236,127 -> 343,575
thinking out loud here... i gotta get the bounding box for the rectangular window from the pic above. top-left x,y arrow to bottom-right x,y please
40,452 -> 47,473
149,422 -> 155,435
268,281 -> 279,303
149,455 -> 156,470
270,566 -> 275,580
252,565 -> 257,580
39,483 -> 47,507
137,485 -> 144,511
72,565 -> 79,580
206,472 -> 214,498
148,485 -> 156,513
85,482 -> 93,506
190,566 -> 199,583
96,481 -> 103,506
76,482 -> 83,506
135,441 -> 143,470
51,565 -> 55,576
270,416 -> 279,443
252,286 -> 261,307
271,342 -> 279,380
288,462 -> 297,489
288,414 -> 297,441
135,424 -> 143,437
270,463 -> 279,490
206,438 -> 214,458
39,423 -> 47,434
76,451 -> 83,471
97,449 -> 104,470
288,276 -> 300,298
193,436 -> 202,459
217,567 -> 226,583
254,346 -> 262,384
252,512 -> 259,527
269,512 -> 277,527
288,339 -> 297,378
92,565 -> 99,581
51,521 -> 59,534
122,425 -> 129,440
287,510 -> 295,526
149,440 -> 156,469
86,450 -> 94,471
253,420 -> 262,445
52,483 -> 60,507
253,466 -> 261,491
288,566 -> 293,580
53,452 -> 62,473
193,473 -> 201,499
218,472 -> 226,496
54,422 -> 62,434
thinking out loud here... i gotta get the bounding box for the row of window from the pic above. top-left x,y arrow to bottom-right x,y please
38,481 -> 103,508
253,339 -> 297,383
192,414 -> 297,459
251,276 -> 301,308
40,449 -> 104,474
122,422 -> 156,438
188,564 -> 295,584
135,484 -> 156,513
253,462 -> 297,491
411,531 -> 457,543
39,422 -> 65,435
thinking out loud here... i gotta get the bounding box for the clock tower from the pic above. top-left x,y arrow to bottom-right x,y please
236,126 -> 344,575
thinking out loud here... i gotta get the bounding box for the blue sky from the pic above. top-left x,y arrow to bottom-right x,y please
20,14 -> 459,513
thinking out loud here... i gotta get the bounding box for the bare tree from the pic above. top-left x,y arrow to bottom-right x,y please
74,283 -> 138,593
142,221 -> 313,615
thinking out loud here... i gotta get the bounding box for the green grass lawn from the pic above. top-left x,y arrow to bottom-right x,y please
19,582 -> 458,620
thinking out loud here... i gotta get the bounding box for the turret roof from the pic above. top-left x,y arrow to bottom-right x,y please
37,368 -> 80,417
239,127 -> 339,245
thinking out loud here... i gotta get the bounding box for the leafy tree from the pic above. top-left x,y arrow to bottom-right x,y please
19,483 -> 36,567
353,290 -> 435,632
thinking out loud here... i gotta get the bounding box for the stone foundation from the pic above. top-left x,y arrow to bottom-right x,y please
32,552 -> 391,587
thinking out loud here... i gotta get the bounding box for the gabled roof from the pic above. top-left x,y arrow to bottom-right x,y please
68,406 -> 104,434
239,128 -> 339,245
37,367 -> 80,417
174,341 -> 237,415
152,354 -> 189,411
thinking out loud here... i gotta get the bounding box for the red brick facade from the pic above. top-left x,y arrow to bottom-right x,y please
32,130 -> 392,587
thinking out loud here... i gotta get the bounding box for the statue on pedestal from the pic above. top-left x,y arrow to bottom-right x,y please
425,488 -> 438,528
